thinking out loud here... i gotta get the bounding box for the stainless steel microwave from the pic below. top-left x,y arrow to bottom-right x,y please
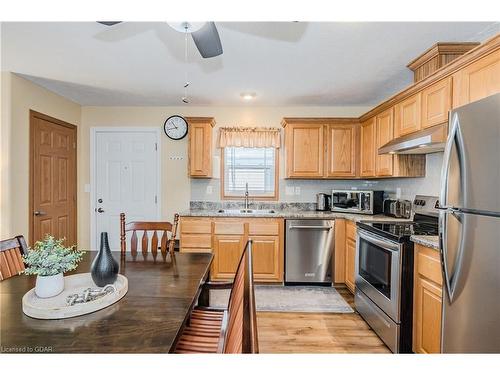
331,190 -> 384,215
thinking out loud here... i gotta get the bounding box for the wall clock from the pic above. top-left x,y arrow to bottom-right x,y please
164,115 -> 188,140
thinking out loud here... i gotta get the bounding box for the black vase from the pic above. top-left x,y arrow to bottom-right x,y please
91,232 -> 119,287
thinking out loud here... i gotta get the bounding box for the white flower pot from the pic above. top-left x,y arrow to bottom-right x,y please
35,273 -> 64,298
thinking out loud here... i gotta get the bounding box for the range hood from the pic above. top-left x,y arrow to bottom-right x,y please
378,123 -> 447,155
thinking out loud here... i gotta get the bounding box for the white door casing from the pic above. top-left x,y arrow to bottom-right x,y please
90,128 -> 161,251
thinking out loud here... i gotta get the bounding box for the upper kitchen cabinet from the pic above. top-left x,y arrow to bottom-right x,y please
326,122 -> 357,178
375,108 -> 394,177
394,92 -> 422,137
187,117 -> 215,178
283,119 -> 324,178
360,118 -> 376,177
421,77 -> 452,129
452,48 -> 500,108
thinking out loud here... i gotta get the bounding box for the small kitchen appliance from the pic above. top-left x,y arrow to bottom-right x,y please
331,190 -> 384,215
316,193 -> 331,211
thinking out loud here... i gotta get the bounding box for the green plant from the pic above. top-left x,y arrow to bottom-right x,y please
23,235 -> 85,276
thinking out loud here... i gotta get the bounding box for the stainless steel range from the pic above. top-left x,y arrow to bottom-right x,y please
354,195 -> 439,353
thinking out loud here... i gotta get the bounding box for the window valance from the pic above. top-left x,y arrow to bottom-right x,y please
217,127 -> 281,148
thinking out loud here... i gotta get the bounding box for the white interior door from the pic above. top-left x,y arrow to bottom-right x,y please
94,130 -> 159,250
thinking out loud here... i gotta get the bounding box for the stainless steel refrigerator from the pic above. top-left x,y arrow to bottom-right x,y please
438,93 -> 500,353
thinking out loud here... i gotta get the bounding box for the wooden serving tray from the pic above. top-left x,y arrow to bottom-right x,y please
22,273 -> 128,320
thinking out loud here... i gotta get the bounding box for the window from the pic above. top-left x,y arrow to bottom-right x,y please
223,147 -> 278,199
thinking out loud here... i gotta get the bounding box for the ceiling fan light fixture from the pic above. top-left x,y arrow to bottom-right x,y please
167,22 -> 206,33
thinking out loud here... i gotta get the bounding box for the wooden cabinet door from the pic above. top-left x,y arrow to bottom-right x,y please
413,245 -> 443,354
212,235 -> 245,280
421,77 -> 452,129
395,92 -> 422,137
413,276 -> 443,354
250,235 -> 282,282
285,123 -> 324,178
453,49 -> 500,108
326,124 -> 356,177
360,118 -> 376,177
188,118 -> 214,178
375,108 -> 394,177
345,237 -> 356,293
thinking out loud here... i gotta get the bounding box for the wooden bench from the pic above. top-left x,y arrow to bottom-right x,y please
174,240 -> 258,354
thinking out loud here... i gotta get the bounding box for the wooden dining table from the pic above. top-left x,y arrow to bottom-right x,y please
0,251 -> 213,353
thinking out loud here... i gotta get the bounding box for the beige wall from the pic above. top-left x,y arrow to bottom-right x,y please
80,106 -> 370,249
0,73 -> 81,241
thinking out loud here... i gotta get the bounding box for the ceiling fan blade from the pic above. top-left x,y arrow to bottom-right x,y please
97,21 -> 123,26
191,22 -> 223,58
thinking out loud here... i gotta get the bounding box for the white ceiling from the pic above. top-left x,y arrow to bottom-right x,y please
1,22 -> 499,106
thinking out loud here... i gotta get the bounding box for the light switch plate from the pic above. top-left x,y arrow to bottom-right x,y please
206,186 -> 213,195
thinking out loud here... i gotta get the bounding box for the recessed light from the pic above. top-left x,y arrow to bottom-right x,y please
240,92 -> 256,100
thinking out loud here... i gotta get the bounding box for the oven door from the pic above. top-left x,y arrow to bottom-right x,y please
355,229 -> 402,322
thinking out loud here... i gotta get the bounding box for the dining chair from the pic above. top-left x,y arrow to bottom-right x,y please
0,235 -> 28,281
173,240 -> 259,354
119,213 -> 179,259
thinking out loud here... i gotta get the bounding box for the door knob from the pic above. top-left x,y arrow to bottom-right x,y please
97,208 -> 105,213
34,211 -> 47,216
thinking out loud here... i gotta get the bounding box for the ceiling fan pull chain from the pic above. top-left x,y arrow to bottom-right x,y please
182,28 -> 189,104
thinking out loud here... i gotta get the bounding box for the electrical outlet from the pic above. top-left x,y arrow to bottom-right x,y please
285,186 -> 295,196
295,186 -> 301,195
206,186 -> 213,195
396,188 -> 402,199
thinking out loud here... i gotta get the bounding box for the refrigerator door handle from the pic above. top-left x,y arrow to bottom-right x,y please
439,113 -> 468,304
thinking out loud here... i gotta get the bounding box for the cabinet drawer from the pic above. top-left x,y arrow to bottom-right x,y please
248,221 -> 280,236
416,244 -> 442,286
346,221 -> 357,241
181,234 -> 212,248
181,247 -> 212,254
214,221 -> 245,235
180,219 -> 211,234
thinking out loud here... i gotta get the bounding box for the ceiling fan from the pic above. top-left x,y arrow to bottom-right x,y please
97,21 -> 223,58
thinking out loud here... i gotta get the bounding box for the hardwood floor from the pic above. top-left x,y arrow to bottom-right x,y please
256,287 -> 390,353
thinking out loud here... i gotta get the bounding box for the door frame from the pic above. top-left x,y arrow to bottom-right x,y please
90,127 -> 162,250
29,110 -> 78,246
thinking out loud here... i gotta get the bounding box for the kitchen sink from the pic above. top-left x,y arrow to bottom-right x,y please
217,209 -> 276,214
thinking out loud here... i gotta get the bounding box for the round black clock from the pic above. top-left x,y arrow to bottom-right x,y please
163,115 -> 188,140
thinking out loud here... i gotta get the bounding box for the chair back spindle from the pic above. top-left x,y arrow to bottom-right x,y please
0,235 -> 28,281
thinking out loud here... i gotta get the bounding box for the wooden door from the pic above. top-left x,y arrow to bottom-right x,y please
360,118 -> 376,177
413,244 -> 443,354
285,123 -> 324,178
375,108 -> 394,177
345,237 -> 356,293
421,77 -> 452,129
212,235 -> 245,280
250,236 -> 281,281
395,92 -> 422,137
187,117 -> 215,178
326,124 -> 356,177
30,111 -> 77,246
452,49 -> 500,108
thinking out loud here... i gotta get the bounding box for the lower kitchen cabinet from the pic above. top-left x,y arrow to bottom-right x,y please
179,216 -> 284,282
344,221 -> 357,293
212,235 -> 246,280
413,244 -> 443,354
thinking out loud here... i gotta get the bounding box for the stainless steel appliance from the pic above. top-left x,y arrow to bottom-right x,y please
316,193 -> 331,211
285,219 -> 334,284
331,190 -> 383,215
383,199 -> 412,219
378,123 -> 447,154
355,195 -> 439,353
438,93 -> 500,353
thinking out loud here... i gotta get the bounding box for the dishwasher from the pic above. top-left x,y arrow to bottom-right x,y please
285,219 -> 335,284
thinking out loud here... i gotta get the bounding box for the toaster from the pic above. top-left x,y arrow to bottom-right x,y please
383,199 -> 412,219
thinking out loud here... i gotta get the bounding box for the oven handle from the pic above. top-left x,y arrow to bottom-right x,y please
357,229 -> 400,252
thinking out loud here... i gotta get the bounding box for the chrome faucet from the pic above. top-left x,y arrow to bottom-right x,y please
244,182 -> 250,211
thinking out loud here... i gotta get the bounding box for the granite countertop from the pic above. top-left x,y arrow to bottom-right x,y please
410,235 -> 440,250
179,208 -> 412,223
